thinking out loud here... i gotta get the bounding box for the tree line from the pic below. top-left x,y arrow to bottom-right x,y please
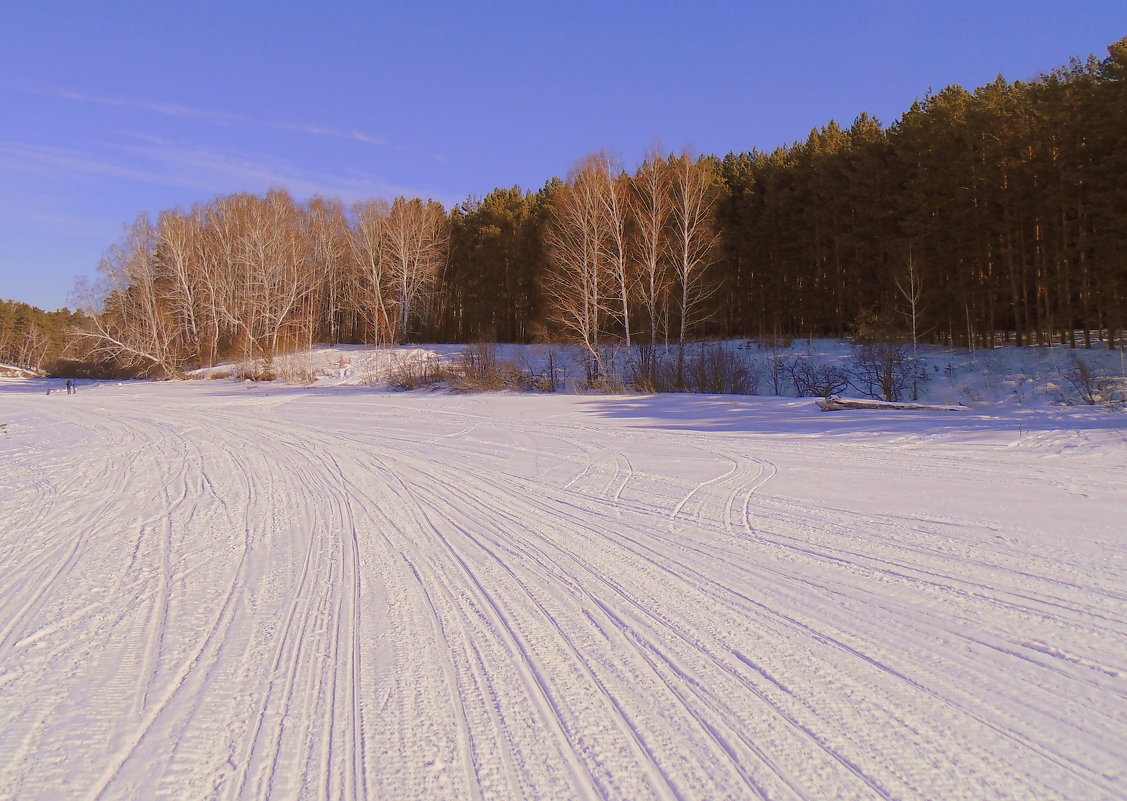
715,38 -> 1127,349
74,190 -> 447,375
69,38 -> 1127,376
0,300 -> 85,374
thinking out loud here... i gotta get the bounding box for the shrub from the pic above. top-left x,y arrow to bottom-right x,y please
274,352 -> 316,384
787,356 -> 848,398
355,353 -> 383,386
387,353 -> 449,390
631,346 -> 678,392
1062,355 -> 1126,405
231,360 -> 277,382
849,343 -> 927,401
766,354 -> 789,395
535,347 -> 562,393
450,344 -> 537,391
685,344 -> 758,394
632,344 -> 757,394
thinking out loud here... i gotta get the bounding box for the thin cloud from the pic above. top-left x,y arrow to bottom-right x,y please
0,140 -> 197,188
0,137 -> 442,205
119,137 -> 412,202
38,87 -> 244,126
16,83 -> 398,149
267,121 -> 389,147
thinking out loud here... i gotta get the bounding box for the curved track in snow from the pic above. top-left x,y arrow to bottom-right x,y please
0,382 -> 1124,800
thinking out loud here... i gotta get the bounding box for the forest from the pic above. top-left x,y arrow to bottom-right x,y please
0,300 -> 85,374
48,38 -> 1127,377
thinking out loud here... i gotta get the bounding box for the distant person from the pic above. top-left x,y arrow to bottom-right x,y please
66,379 -> 74,395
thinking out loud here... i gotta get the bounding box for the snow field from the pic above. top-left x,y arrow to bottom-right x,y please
0,379 -> 1125,800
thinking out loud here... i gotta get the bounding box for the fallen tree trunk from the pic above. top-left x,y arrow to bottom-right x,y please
816,396 -> 968,412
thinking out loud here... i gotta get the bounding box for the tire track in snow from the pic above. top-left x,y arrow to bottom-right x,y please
344,451 -> 602,801
3,384 -> 1124,801
343,408 -> 1122,800
322,414 -> 870,798
385,450 -> 893,800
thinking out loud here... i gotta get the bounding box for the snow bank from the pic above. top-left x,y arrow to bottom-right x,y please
184,339 -> 1127,412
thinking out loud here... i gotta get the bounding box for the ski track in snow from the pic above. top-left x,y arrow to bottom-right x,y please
0,382 -> 1125,800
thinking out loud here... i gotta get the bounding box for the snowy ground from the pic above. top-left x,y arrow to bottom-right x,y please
1,375 -> 1125,800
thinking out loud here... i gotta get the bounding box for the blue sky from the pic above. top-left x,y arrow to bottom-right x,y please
2,1 -> 1124,310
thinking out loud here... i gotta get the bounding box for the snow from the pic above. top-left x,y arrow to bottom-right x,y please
1,357 -> 1126,800
181,339 -> 1127,407
0,364 -> 40,379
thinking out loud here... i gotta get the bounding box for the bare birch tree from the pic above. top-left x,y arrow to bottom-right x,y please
666,153 -> 721,385
631,150 -> 672,348
602,165 -> 634,353
544,154 -> 614,381
156,208 -> 204,366
258,190 -> 314,358
216,190 -> 314,361
304,196 -> 351,344
199,194 -> 258,359
191,197 -> 239,363
350,199 -> 394,344
897,252 -> 923,359
385,197 -> 448,342
75,214 -> 185,376
896,251 -> 924,399
17,324 -> 50,372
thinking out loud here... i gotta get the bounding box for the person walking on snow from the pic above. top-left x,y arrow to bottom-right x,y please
65,379 -> 74,395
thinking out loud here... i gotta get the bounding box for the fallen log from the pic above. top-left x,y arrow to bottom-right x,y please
816,396 -> 968,412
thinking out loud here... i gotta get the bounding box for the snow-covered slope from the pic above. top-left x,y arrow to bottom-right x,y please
1,380 -> 1124,800
185,339 -> 1127,408
0,363 -> 40,379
